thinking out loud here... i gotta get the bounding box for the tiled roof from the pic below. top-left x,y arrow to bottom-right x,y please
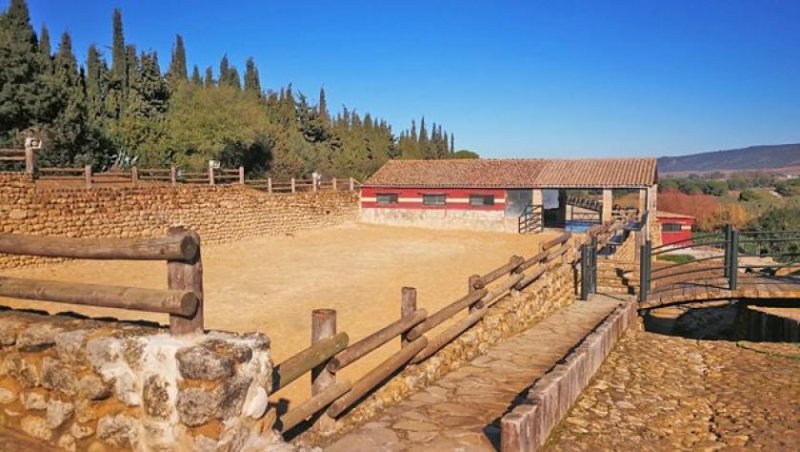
657,210 -> 695,219
364,158 -> 657,188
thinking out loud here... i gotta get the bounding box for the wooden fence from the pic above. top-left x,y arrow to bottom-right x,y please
268,231 -> 581,435
245,177 -> 361,194
0,228 -> 204,335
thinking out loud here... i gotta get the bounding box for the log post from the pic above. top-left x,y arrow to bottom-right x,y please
312,177 -> 318,193
267,177 -> 273,193
291,177 -> 296,193
401,287 -> 417,348
332,178 -> 337,191
468,274 -> 482,312
238,166 -> 245,184
349,177 -> 354,192
131,166 -> 139,186
311,308 -> 336,432
208,166 -> 215,186
170,165 -> 177,185
84,165 -> 92,188
24,148 -> 35,175
167,227 -> 203,335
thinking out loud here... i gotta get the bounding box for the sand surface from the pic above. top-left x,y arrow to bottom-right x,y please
0,223 -> 556,406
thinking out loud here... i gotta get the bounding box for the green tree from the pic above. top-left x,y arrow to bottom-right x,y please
243,57 -> 260,95
107,8 -> 126,120
38,23 -> 50,60
203,66 -> 214,87
190,65 -> 201,85
167,34 -> 187,84
450,149 -> 479,159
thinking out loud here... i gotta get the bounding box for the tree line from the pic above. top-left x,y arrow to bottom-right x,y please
0,0 -> 470,178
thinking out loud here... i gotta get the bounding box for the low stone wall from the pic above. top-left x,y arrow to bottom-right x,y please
361,207 -> 517,233
500,298 -> 637,451
304,258 -> 579,443
0,309 -> 287,451
0,174 -> 358,269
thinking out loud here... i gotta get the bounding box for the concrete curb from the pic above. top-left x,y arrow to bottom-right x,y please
500,299 -> 638,451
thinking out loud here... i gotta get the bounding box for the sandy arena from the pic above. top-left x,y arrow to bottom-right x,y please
0,223 -> 557,406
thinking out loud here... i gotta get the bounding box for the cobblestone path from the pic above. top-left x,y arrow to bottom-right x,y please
546,328 -> 800,451
323,296 -> 626,451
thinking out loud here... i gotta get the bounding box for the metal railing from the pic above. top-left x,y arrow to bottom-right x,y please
518,204 -> 544,234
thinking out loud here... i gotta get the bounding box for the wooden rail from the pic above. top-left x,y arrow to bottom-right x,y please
0,228 -> 204,335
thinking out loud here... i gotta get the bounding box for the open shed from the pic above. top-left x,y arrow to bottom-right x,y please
360,158 -> 658,233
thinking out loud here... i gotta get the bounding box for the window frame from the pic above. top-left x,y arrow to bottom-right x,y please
376,193 -> 399,205
469,194 -> 495,207
662,222 -> 683,232
422,194 -> 447,206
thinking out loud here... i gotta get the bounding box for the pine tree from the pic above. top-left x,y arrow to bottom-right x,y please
167,34 -> 187,83
190,65 -> 201,86
243,57 -> 260,95
38,24 -> 50,59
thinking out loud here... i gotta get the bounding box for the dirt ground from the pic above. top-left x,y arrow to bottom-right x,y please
0,223 -> 557,406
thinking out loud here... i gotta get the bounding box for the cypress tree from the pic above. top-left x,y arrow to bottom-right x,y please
219,54 -> 230,85
318,87 -> 329,123
190,65 -> 201,86
243,57 -> 260,95
203,66 -> 214,87
167,34 -> 187,83
450,133 -> 455,153
111,8 -> 125,85
85,44 -> 109,123
227,66 -> 241,90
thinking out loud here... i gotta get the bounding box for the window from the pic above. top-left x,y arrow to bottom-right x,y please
662,223 -> 682,232
423,194 -> 446,206
376,193 -> 399,205
469,194 -> 495,206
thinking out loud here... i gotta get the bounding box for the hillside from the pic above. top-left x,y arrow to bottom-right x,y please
658,144 -> 800,175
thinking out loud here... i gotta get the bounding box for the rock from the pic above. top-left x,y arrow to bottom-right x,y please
215,375 -> 252,419
121,338 -> 146,370
71,422 -> 95,440
3,355 -> 40,387
57,434 -> 77,452
41,357 -> 78,395
175,346 -> 234,381
46,399 -> 74,429
0,315 -> 28,345
177,388 -> 217,427
78,374 -> 112,400
8,209 -> 27,220
20,415 -> 52,442
86,337 -> 120,372
142,374 -> 171,419
16,322 -> 65,352
0,387 -> 17,404
97,414 -> 139,449
193,435 -> 218,452
22,391 -> 47,410
54,329 -> 89,362
242,385 -> 268,419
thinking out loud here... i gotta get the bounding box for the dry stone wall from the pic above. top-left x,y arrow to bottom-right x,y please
0,174 -> 358,269
0,309 -> 291,451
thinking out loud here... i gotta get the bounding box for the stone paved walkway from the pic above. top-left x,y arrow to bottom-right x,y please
323,295 -> 627,451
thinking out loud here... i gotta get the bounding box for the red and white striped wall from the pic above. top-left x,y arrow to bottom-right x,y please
361,187 -> 506,211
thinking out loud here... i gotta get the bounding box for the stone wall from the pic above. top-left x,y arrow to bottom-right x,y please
0,309 -> 287,451
737,306 -> 800,342
304,255 -> 580,442
361,207 -> 518,233
0,174 -> 358,269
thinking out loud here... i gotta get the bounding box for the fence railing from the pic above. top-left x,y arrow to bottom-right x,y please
638,225 -> 800,302
518,204 -> 544,234
245,177 -> 361,194
269,231 -> 579,435
0,228 -> 203,334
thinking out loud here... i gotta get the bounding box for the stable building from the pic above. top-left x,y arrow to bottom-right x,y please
360,158 -> 658,233
656,211 -> 695,246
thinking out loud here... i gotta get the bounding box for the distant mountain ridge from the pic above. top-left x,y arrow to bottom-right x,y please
658,144 -> 800,175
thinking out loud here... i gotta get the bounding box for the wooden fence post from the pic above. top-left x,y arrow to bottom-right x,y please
311,308 -> 336,432
24,148 -> 35,175
313,177 -> 318,193
332,178 -> 337,191
401,287 -> 417,348
267,177 -> 273,194
167,227 -> 204,334
349,177 -> 354,192
468,275 -> 482,312
291,177 -> 296,193
239,166 -> 245,184
84,165 -> 92,188
208,166 -> 215,186
131,166 -> 139,186
170,165 -> 177,185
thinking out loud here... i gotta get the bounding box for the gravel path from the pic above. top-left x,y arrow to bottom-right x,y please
546,328 -> 800,450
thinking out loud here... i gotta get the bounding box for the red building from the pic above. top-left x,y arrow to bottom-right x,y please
361,159 -> 659,233
656,211 -> 695,246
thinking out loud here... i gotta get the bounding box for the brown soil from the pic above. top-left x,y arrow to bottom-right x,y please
0,223 -> 555,406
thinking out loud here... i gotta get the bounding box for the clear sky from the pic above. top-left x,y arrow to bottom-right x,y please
21,0 -> 800,158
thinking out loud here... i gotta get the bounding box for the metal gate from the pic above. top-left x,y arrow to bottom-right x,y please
580,235 -> 598,300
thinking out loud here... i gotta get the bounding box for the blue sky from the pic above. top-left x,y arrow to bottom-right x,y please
21,0 -> 800,158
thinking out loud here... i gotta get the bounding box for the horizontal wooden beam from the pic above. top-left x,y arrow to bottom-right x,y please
271,332 -> 349,393
477,255 -> 524,288
279,380 -> 352,433
405,288 -> 487,341
327,309 -> 427,373
0,232 -> 198,261
411,305 -> 487,364
0,276 -> 198,315
327,336 -> 427,418
542,232 -> 571,251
